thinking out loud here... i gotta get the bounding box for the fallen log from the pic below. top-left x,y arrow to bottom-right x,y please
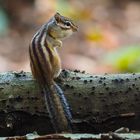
0,70 -> 140,136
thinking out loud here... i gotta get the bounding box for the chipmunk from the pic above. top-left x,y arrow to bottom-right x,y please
29,12 -> 77,132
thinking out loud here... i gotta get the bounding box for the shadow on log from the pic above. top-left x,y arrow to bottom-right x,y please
0,70 -> 140,136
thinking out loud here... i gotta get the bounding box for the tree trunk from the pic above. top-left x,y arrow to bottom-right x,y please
0,70 -> 140,136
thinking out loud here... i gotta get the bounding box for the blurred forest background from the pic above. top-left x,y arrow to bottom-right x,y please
0,0 -> 140,74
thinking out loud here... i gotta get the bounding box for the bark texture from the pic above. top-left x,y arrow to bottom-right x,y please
0,70 -> 140,136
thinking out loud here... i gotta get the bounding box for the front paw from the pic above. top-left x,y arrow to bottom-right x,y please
53,40 -> 62,48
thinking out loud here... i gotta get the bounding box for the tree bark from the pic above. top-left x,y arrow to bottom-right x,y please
0,70 -> 140,136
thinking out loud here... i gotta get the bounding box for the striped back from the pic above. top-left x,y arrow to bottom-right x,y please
29,26 -> 53,86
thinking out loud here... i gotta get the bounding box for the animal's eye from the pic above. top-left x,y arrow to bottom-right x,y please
65,21 -> 71,26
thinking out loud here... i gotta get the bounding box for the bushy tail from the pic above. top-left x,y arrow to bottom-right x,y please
54,83 -> 72,123
43,83 -> 72,132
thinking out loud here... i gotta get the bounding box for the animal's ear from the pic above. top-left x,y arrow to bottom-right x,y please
54,12 -> 61,22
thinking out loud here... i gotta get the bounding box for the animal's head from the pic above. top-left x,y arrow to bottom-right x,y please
48,12 -> 78,39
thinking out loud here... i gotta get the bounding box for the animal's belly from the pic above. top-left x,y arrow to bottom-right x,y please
51,50 -> 61,78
